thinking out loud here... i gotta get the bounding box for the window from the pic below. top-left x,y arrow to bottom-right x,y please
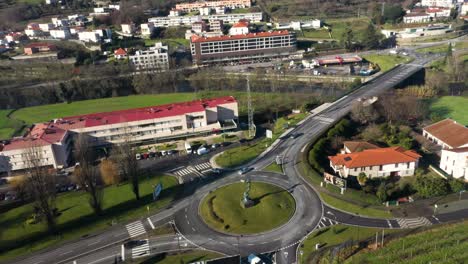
354,168 -> 357,172
395,163 -> 399,168
379,165 -> 383,170
407,162 -> 410,168
369,166 -> 373,170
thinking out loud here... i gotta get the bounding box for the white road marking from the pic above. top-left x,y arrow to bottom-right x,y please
60,250 -> 73,256
147,218 -> 155,230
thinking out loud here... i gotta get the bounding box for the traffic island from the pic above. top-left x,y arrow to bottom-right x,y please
199,182 -> 296,234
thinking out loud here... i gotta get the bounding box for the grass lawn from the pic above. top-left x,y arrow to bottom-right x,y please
199,182 -> 295,234
430,96 -> 468,125
139,250 -> 223,264
300,224 -> 398,264
345,221 -> 468,263
0,175 -> 180,262
263,162 -> 283,174
416,44 -> 450,54
328,17 -> 371,41
0,109 -> 24,140
215,113 -> 308,168
211,134 -> 239,144
363,54 -> 413,72
144,38 -> 190,48
301,29 -> 331,39
320,192 -> 392,218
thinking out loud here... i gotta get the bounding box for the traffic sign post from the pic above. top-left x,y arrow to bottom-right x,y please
153,183 -> 162,201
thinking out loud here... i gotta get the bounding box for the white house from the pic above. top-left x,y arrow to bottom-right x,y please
169,9 -> 183,17
38,23 -> 55,32
49,28 -> 71,39
192,21 -> 207,33
461,3 -> 468,15
329,146 -> 421,178
78,31 -> 101,42
421,0 -> 455,8
199,6 -> 212,16
51,17 -> 69,27
129,42 -> 169,70
229,21 -> 249,35
440,147 -> 468,181
426,7 -> 451,18
215,6 -> 226,14
403,13 -> 432,23
121,23 -> 135,34
423,119 -> 468,149
141,23 -> 155,37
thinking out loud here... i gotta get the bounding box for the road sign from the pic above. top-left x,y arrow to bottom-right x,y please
153,183 -> 162,201
266,129 -> 273,139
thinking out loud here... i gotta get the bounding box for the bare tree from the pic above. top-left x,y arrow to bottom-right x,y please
350,102 -> 379,124
23,145 -> 57,232
112,129 -> 140,200
74,133 -> 103,215
100,159 -> 120,186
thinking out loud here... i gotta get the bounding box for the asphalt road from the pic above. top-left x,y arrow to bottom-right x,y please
9,52 -> 468,264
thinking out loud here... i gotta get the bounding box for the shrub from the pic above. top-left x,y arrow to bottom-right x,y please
414,175 -> 450,198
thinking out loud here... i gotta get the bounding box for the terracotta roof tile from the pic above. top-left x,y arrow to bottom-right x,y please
343,141 -> 379,153
190,30 -> 290,43
329,147 -> 421,168
423,119 -> 468,148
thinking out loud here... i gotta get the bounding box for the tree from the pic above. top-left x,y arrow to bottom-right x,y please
358,172 -> 368,186
74,133 -> 103,215
376,182 -> 388,202
23,145 -> 57,232
10,175 -> 28,202
112,129 -> 140,200
351,102 -> 379,124
361,124 -> 383,142
414,176 -> 450,198
361,23 -> 382,49
449,179 -> 465,193
341,24 -> 354,50
383,4 -> 405,24
100,159 -> 120,186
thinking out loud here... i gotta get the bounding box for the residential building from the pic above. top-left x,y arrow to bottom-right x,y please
426,7 -> 451,18
0,123 -> 72,174
440,147 -> 467,180
24,43 -> 57,55
200,6 -> 213,16
192,21 -> 208,33
121,23 -> 135,34
6,32 -> 24,43
329,146 -> 421,178
114,48 -> 127,59
462,3 -> 468,15
229,21 -> 249,35
422,119 -> 468,149
190,30 -> 297,65
45,0 -> 57,4
275,20 -> 322,30
421,0 -> 455,8
38,23 -> 55,32
70,26 -> 85,35
148,15 -> 202,27
129,42 -> 169,70
141,23 -> 155,37
403,12 -> 431,23
169,9 -> 183,17
78,31 -> 101,42
175,0 -> 251,12
206,12 -> 262,23
215,6 -> 226,14
342,141 -> 379,154
51,17 -> 69,27
49,28 -> 71,39
209,19 -> 224,31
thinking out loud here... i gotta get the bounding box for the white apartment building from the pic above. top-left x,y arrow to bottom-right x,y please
51,17 -> 69,27
200,6 -> 213,16
329,146 -> 421,178
148,16 -> 203,27
121,23 -> 135,34
209,19 -> 223,31
192,21 -> 208,33
215,6 -> 226,14
175,0 -> 251,12
426,7 -> 451,18
403,13 -> 432,23
423,119 -> 468,149
461,3 -> 468,15
440,147 -> 468,180
129,43 -> 169,70
24,29 -> 42,38
38,23 -> 55,32
0,124 -> 72,174
0,97 -> 238,174
206,12 -> 262,23
169,9 -> 183,17
141,23 -> 155,37
78,31 -> 101,42
421,0 -> 455,8
50,28 -> 71,39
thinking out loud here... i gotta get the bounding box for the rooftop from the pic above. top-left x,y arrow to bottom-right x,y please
232,21 -> 249,28
343,141 -> 379,153
329,147 -> 421,168
423,118 -> 468,148
25,42 -> 56,49
190,30 -> 290,43
1,123 -> 68,151
114,48 -> 127,55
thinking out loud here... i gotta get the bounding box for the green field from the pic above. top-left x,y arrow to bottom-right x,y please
320,192 -> 392,218
301,29 -> 331,39
144,38 -> 190,48
139,250 -> 223,264
345,221 -> 468,263
430,96 -> 468,125
328,17 -> 371,41
215,113 -> 307,168
263,162 -> 284,174
0,110 -> 24,140
0,175 -> 180,262
199,182 -> 295,234
363,54 -> 413,72
300,224 -> 398,264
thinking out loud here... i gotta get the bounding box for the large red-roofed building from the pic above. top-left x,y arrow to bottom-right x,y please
0,96 -> 238,174
329,146 -> 421,178
190,30 -> 297,65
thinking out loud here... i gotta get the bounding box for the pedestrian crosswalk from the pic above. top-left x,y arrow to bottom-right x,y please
131,239 -> 150,258
126,221 -> 146,238
316,217 -> 338,230
396,217 -> 432,229
173,162 -> 213,178
174,167 -> 198,176
194,162 -> 212,172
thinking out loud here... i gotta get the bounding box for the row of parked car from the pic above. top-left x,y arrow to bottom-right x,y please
135,149 -> 178,160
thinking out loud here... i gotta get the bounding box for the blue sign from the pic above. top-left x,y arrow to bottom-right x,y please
153,183 -> 162,201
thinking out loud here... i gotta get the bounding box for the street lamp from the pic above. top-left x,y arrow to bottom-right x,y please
434,204 -> 438,215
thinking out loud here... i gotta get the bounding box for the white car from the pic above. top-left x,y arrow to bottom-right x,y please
135,153 -> 141,160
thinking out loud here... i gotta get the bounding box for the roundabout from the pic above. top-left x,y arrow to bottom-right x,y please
199,181 -> 296,234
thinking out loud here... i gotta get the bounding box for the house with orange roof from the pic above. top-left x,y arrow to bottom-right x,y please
113,48 -> 127,59
229,21 -> 249,35
329,146 -> 421,178
422,118 -> 468,150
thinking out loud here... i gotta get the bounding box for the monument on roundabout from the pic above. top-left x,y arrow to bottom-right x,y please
241,178 -> 255,208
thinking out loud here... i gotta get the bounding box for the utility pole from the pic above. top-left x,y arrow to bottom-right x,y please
246,77 -> 255,138
381,229 -> 385,247
375,232 -> 379,248
381,2 -> 385,17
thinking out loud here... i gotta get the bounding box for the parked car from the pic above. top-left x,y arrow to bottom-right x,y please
142,153 -> 149,159
197,147 -> 209,155
238,167 -> 252,175
212,168 -> 222,174
290,133 -> 299,139
161,150 -> 167,156
149,152 -> 156,158
211,143 -> 220,149
167,149 -> 177,155
135,153 -> 141,160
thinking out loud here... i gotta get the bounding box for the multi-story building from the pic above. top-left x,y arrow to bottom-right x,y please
462,3 -> 468,15
24,43 -> 57,55
129,43 -> 169,70
421,0 -> 455,8
175,0 -> 251,12
51,17 -> 69,27
423,119 -> 468,150
209,19 -> 224,32
206,12 -> 262,23
329,146 -> 421,178
426,7 -> 451,18
78,31 -> 101,42
50,28 -> 72,39
229,21 -> 249,35
38,23 -> 55,32
440,147 -> 467,180
403,12 -> 431,23
200,6 -> 213,16
121,23 -> 135,34
190,30 -> 297,65
0,96 -> 238,173
141,23 -> 155,37
169,9 -> 183,17
0,123 -> 72,174
192,21 -> 208,33
148,16 -> 202,27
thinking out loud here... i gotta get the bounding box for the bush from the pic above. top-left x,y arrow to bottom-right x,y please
414,175 -> 450,198
449,179 -> 466,193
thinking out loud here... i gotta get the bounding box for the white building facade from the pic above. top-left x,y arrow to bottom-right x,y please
129,43 -> 169,70
421,0 -> 455,8
440,148 -> 468,180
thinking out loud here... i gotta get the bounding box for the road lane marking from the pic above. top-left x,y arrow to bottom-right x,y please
89,239 -> 102,246
60,250 -> 73,256
386,220 -> 392,228
147,218 -> 155,230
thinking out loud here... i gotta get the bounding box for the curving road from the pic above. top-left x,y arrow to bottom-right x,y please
9,54 -> 468,264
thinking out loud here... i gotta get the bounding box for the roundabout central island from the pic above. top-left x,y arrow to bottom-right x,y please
199,182 -> 296,234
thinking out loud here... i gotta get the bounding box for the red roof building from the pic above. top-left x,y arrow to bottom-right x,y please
423,119 -> 468,149
24,42 -> 57,55
113,48 -> 127,59
329,146 -> 421,178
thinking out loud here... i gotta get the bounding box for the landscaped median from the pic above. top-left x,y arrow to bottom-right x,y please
214,112 -> 308,168
0,174 -> 181,262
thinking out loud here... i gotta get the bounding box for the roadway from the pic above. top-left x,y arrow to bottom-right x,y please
9,54 -> 468,264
